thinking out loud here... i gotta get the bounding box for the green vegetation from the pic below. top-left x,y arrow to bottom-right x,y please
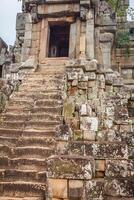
116,31 -> 130,57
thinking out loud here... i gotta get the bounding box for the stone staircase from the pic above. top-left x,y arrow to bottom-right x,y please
0,65 -> 65,199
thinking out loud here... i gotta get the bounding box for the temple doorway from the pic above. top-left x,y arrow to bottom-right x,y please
48,24 -> 70,57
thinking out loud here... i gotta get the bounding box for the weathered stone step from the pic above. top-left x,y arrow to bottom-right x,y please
0,128 -> 56,138
0,145 -> 54,159
0,136 -> 18,147
7,99 -> 62,109
17,137 -> 55,147
29,113 -> 62,121
1,121 -> 25,129
35,100 -> 62,107
0,197 -> 43,200
20,83 -> 64,90
0,145 -> 13,157
22,78 -> 64,85
25,71 -> 64,77
14,146 -> 54,159
2,113 -> 62,122
31,106 -> 62,114
19,85 -> 62,92
0,156 -> 47,171
0,169 -> 47,183
5,107 -> 31,114
0,181 -> 46,196
2,113 -> 31,121
5,106 -> 63,115
11,93 -> 62,101
0,136 -> 55,147
8,99 -> 34,107
25,120 -> 61,129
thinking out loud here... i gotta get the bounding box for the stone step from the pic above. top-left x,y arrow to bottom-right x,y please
17,137 -> 55,147
0,119 -> 62,130
11,93 -> 62,101
0,197 -> 44,200
5,107 -> 31,114
8,100 -> 34,107
24,120 -> 61,130
0,128 -> 56,138
0,156 -> 47,171
0,136 -> 55,147
19,85 -> 63,92
2,113 -> 62,122
0,136 -> 18,147
8,99 -> 62,107
22,78 -> 64,85
0,121 -> 26,129
35,100 -> 62,107
0,145 -> 54,159
39,58 -> 68,67
0,181 -> 46,196
0,169 -> 46,183
30,106 -> 62,114
2,113 -> 31,121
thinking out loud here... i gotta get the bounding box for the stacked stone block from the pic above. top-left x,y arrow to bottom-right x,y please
45,59 -> 134,199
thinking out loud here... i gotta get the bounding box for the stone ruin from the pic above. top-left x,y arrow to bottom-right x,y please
0,0 -> 134,199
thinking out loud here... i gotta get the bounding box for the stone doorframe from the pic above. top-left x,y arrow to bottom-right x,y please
39,17 -> 80,64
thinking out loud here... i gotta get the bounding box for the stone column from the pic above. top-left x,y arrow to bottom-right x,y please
39,19 -> 49,63
100,33 -> 114,69
79,22 -> 86,59
86,9 -> 94,60
69,22 -> 77,59
21,13 -> 32,62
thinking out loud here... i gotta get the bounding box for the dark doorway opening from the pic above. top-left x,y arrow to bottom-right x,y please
48,24 -> 70,57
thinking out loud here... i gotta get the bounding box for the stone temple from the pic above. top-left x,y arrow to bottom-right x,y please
0,0 -> 134,199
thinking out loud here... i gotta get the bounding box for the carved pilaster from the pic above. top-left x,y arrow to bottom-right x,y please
100,33 -> 114,69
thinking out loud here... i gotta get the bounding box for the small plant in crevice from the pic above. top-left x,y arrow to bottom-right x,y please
116,31 -> 130,57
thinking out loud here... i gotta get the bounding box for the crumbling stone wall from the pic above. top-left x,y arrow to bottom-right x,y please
46,59 -> 134,199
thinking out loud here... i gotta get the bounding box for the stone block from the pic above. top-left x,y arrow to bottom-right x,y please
47,155 -> 94,180
25,31 -> 32,40
48,179 -> 68,199
80,104 -> 88,116
55,124 -> 72,141
32,31 -> 40,40
25,23 -> 32,31
73,130 -> 83,140
66,117 -> 80,130
69,141 -> 84,156
85,142 -> 128,159
83,130 -> 96,140
63,99 -> 75,118
105,160 -> 134,178
16,13 -> 26,30
67,71 -> 78,80
97,130 -> 134,145
56,141 -> 69,154
87,72 -> 96,80
104,179 -> 134,197
72,79 -> 78,86
68,86 -> 78,96
69,180 -> 83,199
84,180 -> 104,199
84,59 -> 98,72
80,117 -> 98,131
78,81 -> 88,89
78,74 -> 89,82
95,160 -> 105,172
88,80 -> 96,88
